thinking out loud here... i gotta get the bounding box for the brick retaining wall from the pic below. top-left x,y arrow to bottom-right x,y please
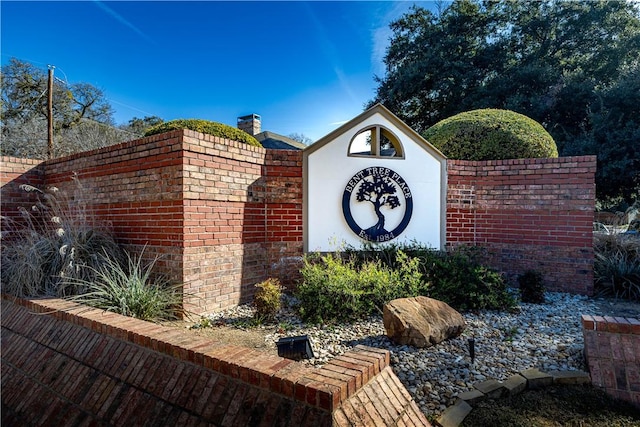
1,294 -> 430,426
582,314 -> 640,407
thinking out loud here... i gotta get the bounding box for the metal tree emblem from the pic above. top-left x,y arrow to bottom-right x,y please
355,175 -> 401,236
342,167 -> 413,242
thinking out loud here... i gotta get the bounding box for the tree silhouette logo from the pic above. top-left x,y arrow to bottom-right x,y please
342,167 -> 413,242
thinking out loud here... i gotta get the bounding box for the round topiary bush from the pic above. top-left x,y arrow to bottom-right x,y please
422,109 -> 558,160
144,119 -> 261,147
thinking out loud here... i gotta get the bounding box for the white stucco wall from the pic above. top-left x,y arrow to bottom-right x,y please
305,110 -> 444,252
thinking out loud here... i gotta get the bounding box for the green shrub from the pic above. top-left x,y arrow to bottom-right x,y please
0,180 -> 125,297
143,119 -> 261,147
254,278 -> 283,320
344,240 -> 434,270
423,109 -> 558,160
296,251 -> 423,324
422,246 -> 516,311
296,243 -> 515,323
64,249 -> 184,321
346,242 -> 516,312
594,234 -> 640,301
518,270 -> 546,303
296,254 -> 360,324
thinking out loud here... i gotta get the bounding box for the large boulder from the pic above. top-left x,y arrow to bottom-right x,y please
383,296 -> 465,348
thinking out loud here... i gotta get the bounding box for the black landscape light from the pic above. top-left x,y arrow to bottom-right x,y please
468,337 -> 476,363
277,335 -> 314,361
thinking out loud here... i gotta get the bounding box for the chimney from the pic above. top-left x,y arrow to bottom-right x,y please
237,113 -> 261,136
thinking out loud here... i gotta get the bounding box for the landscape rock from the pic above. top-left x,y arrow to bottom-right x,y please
383,296 -> 466,348
207,291 -> 618,419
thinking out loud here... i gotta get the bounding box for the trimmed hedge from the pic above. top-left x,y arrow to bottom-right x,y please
144,119 -> 261,147
423,109 -> 558,160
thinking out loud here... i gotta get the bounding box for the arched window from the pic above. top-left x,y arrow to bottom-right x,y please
348,126 -> 404,158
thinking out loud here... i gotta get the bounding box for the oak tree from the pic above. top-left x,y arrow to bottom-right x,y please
371,0 -> 640,204
1,58 -> 120,158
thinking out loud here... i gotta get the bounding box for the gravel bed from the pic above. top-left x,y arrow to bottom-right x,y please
205,292 -> 604,417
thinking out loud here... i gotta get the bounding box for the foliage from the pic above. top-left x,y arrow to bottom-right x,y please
420,246 -> 516,312
594,234 -> 640,301
370,0 -> 640,204
120,116 -> 164,136
347,242 -> 516,312
1,116 -> 135,160
1,178 -> 125,297
297,243 -> 515,323
253,278 -> 283,320
144,119 -> 261,147
64,249 -> 184,321
1,177 -> 183,320
517,270 -> 546,304
0,58 -> 129,159
343,240 -> 433,270
296,251 -> 423,324
561,67 -> 640,204
1,58 -> 113,130
423,109 -> 558,160
287,133 -> 314,145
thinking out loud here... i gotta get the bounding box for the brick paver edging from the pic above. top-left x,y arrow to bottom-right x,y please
1,294 -> 431,426
437,314 -> 640,427
436,368 -> 591,427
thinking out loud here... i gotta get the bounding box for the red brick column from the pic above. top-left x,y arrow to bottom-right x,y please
263,150 -> 303,288
582,314 -> 640,407
180,131 -> 268,313
0,157 -> 45,226
179,133 -> 303,313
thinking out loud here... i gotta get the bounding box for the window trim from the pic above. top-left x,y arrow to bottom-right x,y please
347,125 -> 405,159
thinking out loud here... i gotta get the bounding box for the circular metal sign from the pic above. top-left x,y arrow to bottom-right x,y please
342,167 -> 413,243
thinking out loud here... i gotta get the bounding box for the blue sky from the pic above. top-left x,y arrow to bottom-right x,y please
1,1 -> 441,142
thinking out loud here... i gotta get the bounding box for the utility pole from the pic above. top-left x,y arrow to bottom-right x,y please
47,66 -> 54,159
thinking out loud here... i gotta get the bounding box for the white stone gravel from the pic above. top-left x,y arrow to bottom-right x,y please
205,292 -> 606,418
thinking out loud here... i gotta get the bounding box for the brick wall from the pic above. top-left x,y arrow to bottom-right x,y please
43,131 -> 188,306
0,156 -> 45,227
181,131 -> 268,313
582,315 -> 640,407
447,156 -> 596,294
263,151 -> 304,288
179,133 -> 303,313
1,295 -> 430,426
1,131 -> 302,315
1,142 -> 596,313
